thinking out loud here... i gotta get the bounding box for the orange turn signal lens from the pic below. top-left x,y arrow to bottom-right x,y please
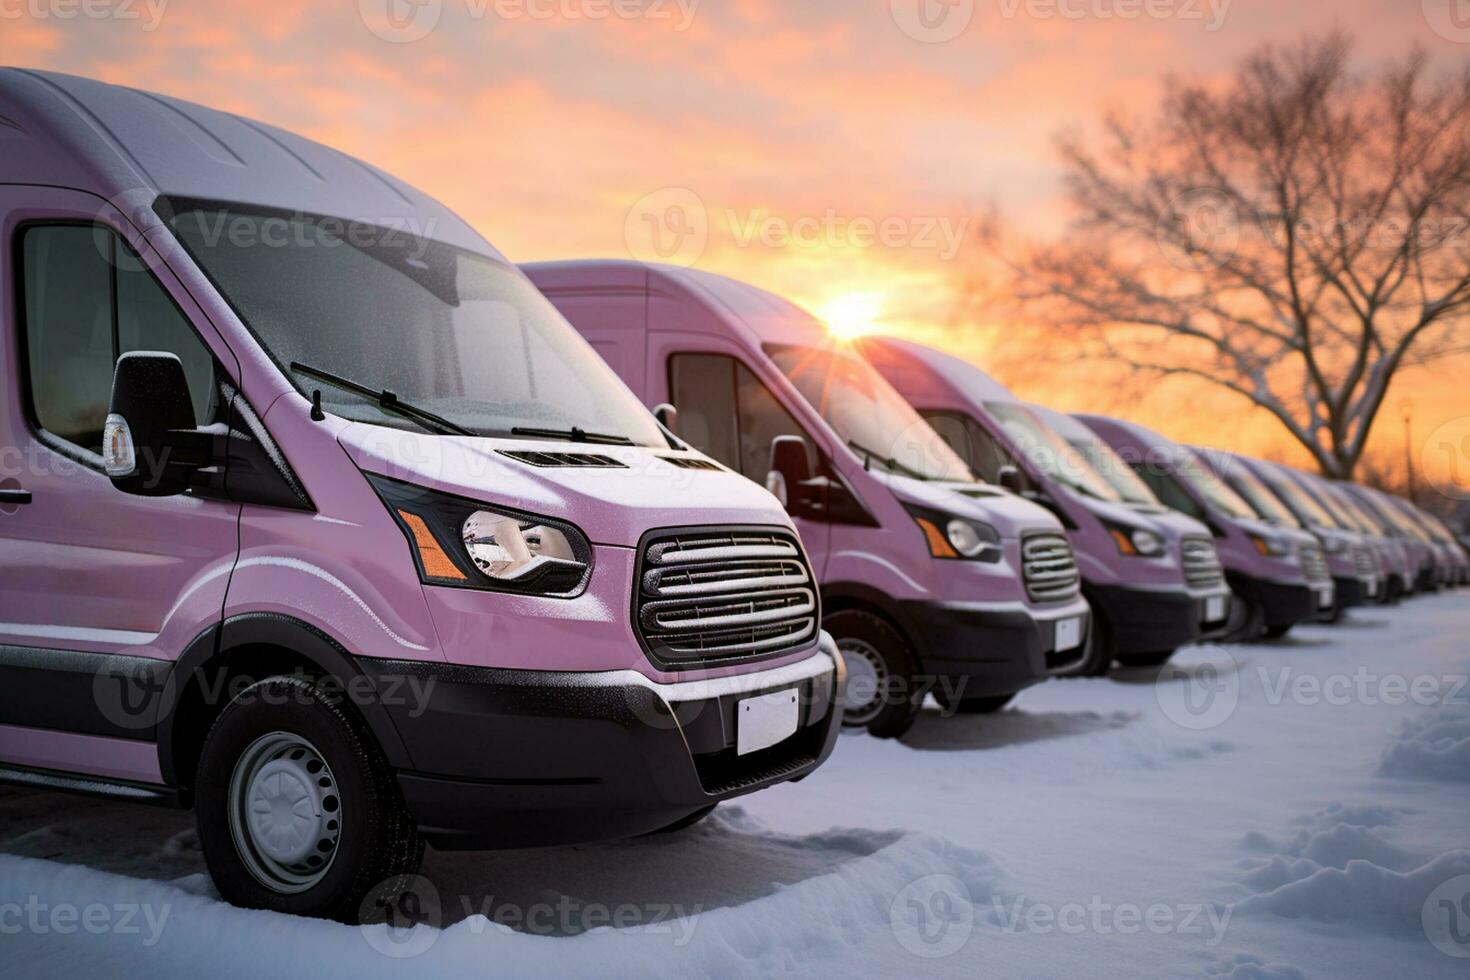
398,510 -> 469,582
1110,527 -> 1138,555
916,517 -> 960,559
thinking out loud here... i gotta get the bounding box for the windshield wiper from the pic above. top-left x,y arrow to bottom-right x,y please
847,439 -> 928,481
511,426 -> 635,446
290,362 -> 474,437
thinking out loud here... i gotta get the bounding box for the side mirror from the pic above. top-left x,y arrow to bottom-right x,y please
653,403 -> 679,435
766,435 -> 813,510
103,352 -> 207,497
997,465 -> 1026,495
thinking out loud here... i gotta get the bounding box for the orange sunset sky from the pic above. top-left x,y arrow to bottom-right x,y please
4,0 -> 1469,496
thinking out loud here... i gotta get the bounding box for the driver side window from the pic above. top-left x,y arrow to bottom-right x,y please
669,353 -> 810,481
921,410 -> 1014,482
21,225 -> 216,458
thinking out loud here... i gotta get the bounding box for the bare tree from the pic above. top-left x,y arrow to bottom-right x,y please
1009,34 -> 1470,478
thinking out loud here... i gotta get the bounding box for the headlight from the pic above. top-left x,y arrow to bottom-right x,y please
905,504 -> 1002,562
1249,533 -> 1290,557
1106,522 -> 1165,557
368,474 -> 591,596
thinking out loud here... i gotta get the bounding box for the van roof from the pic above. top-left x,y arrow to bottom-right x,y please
523,259 -> 830,348
857,336 -> 1017,404
0,68 -> 494,257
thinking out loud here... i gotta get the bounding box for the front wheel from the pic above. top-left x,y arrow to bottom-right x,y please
827,610 -> 921,739
194,676 -> 424,922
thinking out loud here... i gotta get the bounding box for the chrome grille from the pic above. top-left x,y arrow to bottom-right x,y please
1298,543 -> 1330,583
635,527 -> 818,667
1022,533 -> 1081,603
1353,545 -> 1376,577
1180,537 -> 1225,588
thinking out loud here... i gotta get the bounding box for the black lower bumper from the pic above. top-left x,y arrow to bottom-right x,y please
360,645 -> 844,850
1085,584 -> 1209,655
1334,576 -> 1372,610
1230,572 -> 1328,630
894,599 -> 1090,697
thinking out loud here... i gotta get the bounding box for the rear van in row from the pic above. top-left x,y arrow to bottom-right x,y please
525,260 -> 1093,736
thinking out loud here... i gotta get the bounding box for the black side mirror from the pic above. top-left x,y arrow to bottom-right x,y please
997,465 -> 1026,495
653,403 -> 679,435
103,352 -> 208,497
767,435 -> 814,510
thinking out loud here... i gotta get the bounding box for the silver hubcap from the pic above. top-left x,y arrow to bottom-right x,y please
839,638 -> 888,726
228,732 -> 341,893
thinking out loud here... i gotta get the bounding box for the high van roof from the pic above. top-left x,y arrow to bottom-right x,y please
522,259 -> 830,348
856,336 -> 1018,406
0,68 -> 494,257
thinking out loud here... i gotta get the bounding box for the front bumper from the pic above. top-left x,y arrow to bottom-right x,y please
1230,572 -> 1333,629
1086,583 -> 1229,653
894,595 -> 1091,695
1333,575 -> 1379,610
359,639 -> 844,850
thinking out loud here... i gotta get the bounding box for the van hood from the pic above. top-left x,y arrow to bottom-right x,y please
1077,496 -> 1201,541
883,475 -> 1064,538
337,425 -> 793,548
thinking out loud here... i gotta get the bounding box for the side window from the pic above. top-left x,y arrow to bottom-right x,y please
733,361 -> 808,481
22,226 -> 216,456
669,353 -> 811,481
922,410 -> 1013,482
1133,466 -> 1205,520
670,353 -> 740,469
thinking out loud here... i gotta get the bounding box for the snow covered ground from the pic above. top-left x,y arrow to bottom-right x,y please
4,593 -> 1469,978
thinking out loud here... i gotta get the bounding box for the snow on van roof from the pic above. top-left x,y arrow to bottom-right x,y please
0,68 -> 495,257
858,336 -> 1017,403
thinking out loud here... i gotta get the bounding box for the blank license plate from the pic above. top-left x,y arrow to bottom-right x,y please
1317,587 -> 1333,608
1054,617 -> 1083,652
737,689 -> 799,756
1365,577 -> 1379,598
1204,595 -> 1227,622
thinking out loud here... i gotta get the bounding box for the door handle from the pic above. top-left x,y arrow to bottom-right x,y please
0,488 -> 32,505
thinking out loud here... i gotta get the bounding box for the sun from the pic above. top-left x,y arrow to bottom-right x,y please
819,293 -> 884,341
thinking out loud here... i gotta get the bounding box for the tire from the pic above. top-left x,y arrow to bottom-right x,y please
826,610 -> 921,739
1115,649 -> 1176,668
1262,624 -> 1293,640
194,675 -> 424,922
649,804 -> 717,835
934,692 -> 1015,714
1221,594 -> 1265,643
1076,604 -> 1115,677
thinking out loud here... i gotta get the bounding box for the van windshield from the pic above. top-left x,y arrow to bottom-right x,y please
1040,412 -> 1161,507
1215,458 -> 1301,527
165,202 -> 667,446
1257,466 -> 1340,529
767,344 -> 975,482
985,403 -> 1121,502
1176,450 -> 1257,520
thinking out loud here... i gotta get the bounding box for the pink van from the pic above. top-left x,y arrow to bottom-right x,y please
0,71 -> 844,920
524,261 -> 1092,737
856,337 -> 1232,669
